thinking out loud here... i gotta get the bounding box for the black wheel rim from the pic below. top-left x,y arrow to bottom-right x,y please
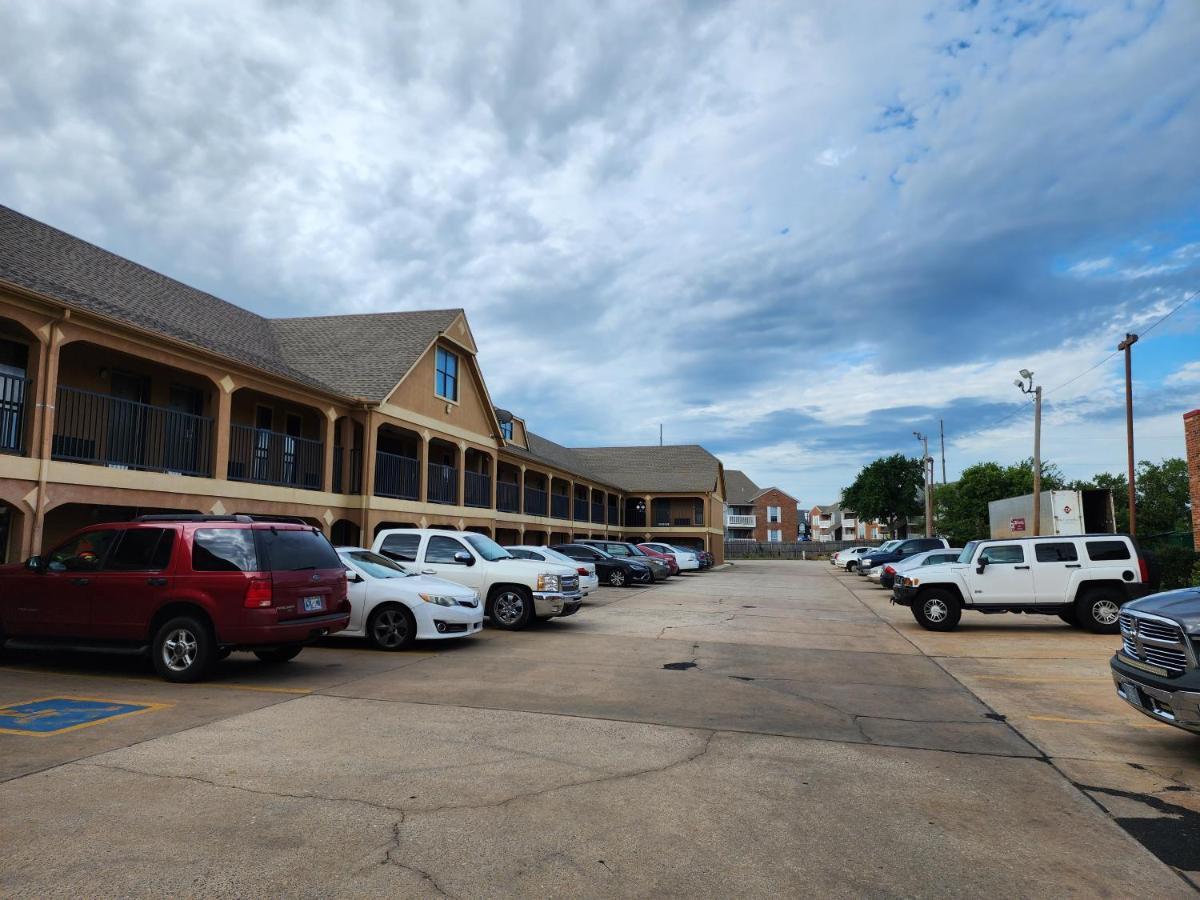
372,609 -> 409,648
494,591 -> 525,625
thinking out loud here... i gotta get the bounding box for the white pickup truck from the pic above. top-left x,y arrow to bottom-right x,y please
890,534 -> 1152,633
371,529 -> 582,630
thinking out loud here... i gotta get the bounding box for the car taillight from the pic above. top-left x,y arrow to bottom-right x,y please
577,567 -> 588,575
884,566 -> 894,574
1138,557 -> 1149,583
244,576 -> 274,608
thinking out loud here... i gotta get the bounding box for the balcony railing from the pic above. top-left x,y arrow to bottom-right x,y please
591,502 -> 604,523
524,486 -> 548,516
228,423 -> 322,488
53,385 -> 214,477
375,451 -> 419,499
608,502 -> 619,525
654,516 -> 705,528
574,498 -> 588,520
497,481 -> 520,513
333,447 -> 364,494
0,373 -> 30,455
726,514 -> 757,527
551,493 -> 570,519
465,471 -> 492,508
428,463 -> 458,505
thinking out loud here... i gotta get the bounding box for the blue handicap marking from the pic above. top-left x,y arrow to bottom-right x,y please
0,697 -> 157,735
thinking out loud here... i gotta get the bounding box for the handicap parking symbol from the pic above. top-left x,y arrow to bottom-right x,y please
0,697 -> 166,736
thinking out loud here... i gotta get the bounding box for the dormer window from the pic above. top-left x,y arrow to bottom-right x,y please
435,347 -> 458,402
500,420 -> 513,440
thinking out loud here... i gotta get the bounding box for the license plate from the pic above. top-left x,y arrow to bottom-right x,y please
302,596 -> 324,612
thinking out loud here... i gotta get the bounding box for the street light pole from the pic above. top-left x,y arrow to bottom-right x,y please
914,431 -> 932,538
1118,332 -> 1139,535
1015,370 -> 1042,536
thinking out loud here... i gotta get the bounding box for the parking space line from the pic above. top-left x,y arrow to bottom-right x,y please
0,666 -> 312,696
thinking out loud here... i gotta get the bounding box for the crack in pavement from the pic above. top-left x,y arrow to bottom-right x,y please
381,816 -> 458,898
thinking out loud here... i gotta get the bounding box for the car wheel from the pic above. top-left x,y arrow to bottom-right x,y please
911,589 -> 961,632
608,569 -> 626,587
489,587 -> 532,630
152,615 -> 215,683
846,561 -> 857,572
1076,588 -> 1122,634
367,605 -> 416,650
254,645 -> 303,664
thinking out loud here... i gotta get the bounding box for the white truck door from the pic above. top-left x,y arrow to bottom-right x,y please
1050,491 -> 1084,536
1030,540 -> 1081,604
420,534 -> 485,591
970,543 -> 1035,605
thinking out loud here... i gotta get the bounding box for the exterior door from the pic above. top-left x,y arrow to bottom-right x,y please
88,528 -> 176,639
970,543 -> 1034,605
419,535 -> 485,591
253,406 -> 273,481
166,384 -> 204,474
29,529 -> 121,636
1031,540 -> 1081,605
284,413 -> 302,485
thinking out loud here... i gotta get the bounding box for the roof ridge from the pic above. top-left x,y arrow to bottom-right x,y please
272,308 -> 464,323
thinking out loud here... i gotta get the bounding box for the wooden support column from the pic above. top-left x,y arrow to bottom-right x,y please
418,432 -> 430,502
30,324 -> 63,554
490,454 -> 499,509
519,465 -> 526,515
212,380 -> 233,481
321,408 -> 337,492
457,441 -> 467,507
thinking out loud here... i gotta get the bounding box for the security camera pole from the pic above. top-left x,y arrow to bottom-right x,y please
914,431 -> 932,537
1014,370 -> 1042,535
1117,333 -> 1138,535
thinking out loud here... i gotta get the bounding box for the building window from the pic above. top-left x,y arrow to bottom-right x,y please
500,420 -> 513,440
435,347 -> 459,402
767,505 -> 781,523
767,529 -> 782,542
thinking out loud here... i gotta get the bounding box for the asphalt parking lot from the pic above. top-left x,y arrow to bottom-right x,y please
1,560 -> 1197,897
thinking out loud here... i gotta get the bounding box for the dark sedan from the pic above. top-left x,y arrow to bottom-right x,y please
579,540 -> 671,582
552,543 -> 654,587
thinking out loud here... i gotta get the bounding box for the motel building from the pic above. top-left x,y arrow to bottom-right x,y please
0,205 -> 728,563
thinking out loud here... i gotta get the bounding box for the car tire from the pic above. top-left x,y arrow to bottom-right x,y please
254,645 -> 304,664
1057,607 -> 1079,627
1075,588 -> 1123,634
911,589 -> 961,632
489,587 -> 532,630
846,561 -> 857,572
366,604 -> 416,650
608,569 -> 626,588
151,615 -> 215,683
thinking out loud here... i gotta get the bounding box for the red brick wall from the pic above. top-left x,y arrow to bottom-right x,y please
1185,409 -> 1200,551
754,490 -> 798,542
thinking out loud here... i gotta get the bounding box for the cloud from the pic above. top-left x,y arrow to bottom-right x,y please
0,0 -> 1197,502
1166,361 -> 1200,386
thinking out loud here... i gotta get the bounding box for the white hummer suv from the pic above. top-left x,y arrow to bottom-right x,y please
371,529 -> 582,630
891,534 -> 1152,633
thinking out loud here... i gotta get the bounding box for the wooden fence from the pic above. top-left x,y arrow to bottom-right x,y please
724,540 -> 883,560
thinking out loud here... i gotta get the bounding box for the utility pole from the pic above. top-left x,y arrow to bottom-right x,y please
939,419 -> 947,485
1118,333 -> 1138,535
1015,370 -> 1042,535
914,431 -> 932,537
659,423 -> 663,447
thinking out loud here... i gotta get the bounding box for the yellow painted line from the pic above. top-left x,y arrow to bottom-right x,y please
1028,714 -> 1161,729
0,694 -> 172,737
0,666 -> 311,696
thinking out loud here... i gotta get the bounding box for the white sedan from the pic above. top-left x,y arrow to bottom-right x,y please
335,547 -> 484,650
505,545 -> 599,595
832,547 -> 871,570
639,541 -> 701,571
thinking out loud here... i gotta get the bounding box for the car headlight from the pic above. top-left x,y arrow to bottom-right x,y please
536,573 -> 561,591
909,577 -> 919,586
471,590 -> 481,604
419,593 -> 457,607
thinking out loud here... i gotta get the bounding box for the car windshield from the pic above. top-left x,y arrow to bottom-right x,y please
464,532 -> 513,561
878,540 -> 902,552
342,550 -> 412,579
957,542 -> 978,564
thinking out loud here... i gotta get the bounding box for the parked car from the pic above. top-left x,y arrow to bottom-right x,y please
855,540 -> 904,576
505,546 -> 599,595
639,542 -> 701,572
891,534 -> 1152,633
832,546 -> 872,570
372,529 -> 581,630
636,544 -> 680,575
0,515 -> 350,682
335,547 -> 482,649
696,550 -> 715,569
880,548 -> 962,590
579,540 -> 671,581
857,538 -> 948,576
1110,585 -> 1200,735
552,543 -> 653,587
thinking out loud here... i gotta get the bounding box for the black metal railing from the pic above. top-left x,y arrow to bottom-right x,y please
497,481 -> 520,512
626,509 -> 646,528
551,493 -> 570,519
574,497 -> 588,520
333,446 -> 343,492
524,486 -> 548,516
608,501 -> 619,525
0,373 -> 29,455
332,447 -> 364,494
53,385 -> 213,476
375,451 -> 419,500
349,448 -> 362,493
228,423 -> 322,489
465,471 -> 491,508
428,463 -> 457,504
591,502 -> 604,523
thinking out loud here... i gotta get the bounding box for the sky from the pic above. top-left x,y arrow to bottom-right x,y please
1,0 -> 1198,505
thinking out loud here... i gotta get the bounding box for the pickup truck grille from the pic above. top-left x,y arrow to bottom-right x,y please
561,575 -> 579,593
1120,613 -> 1189,676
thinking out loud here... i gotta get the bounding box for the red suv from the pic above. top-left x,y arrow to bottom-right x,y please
0,515 -> 350,682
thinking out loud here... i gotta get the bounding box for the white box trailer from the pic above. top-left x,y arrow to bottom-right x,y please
988,489 -> 1116,539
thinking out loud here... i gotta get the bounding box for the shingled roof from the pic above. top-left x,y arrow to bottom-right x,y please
0,204 -> 461,402
570,445 -> 723,493
724,469 -> 761,505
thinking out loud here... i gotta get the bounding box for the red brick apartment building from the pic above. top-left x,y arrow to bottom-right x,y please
723,470 -> 799,542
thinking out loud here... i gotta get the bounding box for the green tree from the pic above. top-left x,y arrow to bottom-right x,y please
1135,458 -> 1192,535
934,458 -> 1065,545
842,454 -> 924,536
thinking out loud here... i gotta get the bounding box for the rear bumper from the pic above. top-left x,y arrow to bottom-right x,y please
1110,654 -> 1200,733
220,611 -> 350,647
580,575 -> 599,594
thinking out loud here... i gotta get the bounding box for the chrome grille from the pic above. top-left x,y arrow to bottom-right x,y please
561,575 -> 579,592
1119,612 -> 1189,676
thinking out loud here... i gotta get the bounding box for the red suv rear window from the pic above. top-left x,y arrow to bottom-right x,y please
257,529 -> 341,571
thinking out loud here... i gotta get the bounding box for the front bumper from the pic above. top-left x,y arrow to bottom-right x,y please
414,602 -> 484,640
533,590 -> 584,618
1110,654 -> 1200,733
891,584 -> 917,606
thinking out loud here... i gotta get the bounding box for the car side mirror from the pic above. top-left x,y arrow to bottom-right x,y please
25,555 -> 44,572
453,550 -> 475,566
976,558 -> 989,575
347,572 -> 364,583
